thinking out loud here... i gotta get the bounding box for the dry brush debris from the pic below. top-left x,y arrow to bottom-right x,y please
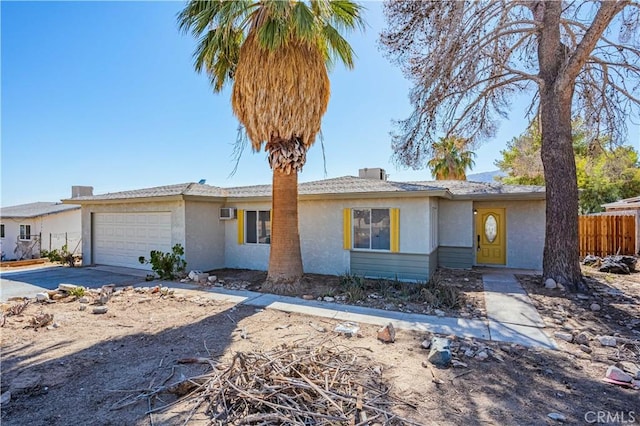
112,343 -> 420,425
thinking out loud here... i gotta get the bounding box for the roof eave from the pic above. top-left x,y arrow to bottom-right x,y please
61,195 -> 186,205
452,192 -> 546,201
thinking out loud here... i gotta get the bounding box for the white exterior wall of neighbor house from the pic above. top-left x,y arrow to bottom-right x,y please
474,200 -> 545,270
38,209 -> 82,254
1,218 -> 38,260
184,200 -> 226,271
224,197 -> 432,276
80,201 -> 186,268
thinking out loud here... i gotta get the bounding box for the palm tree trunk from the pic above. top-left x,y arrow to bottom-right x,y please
265,167 -> 303,291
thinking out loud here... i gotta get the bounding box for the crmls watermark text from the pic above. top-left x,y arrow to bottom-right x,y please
585,411 -> 636,424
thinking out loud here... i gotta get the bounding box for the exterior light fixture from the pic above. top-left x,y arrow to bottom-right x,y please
473,209 -> 478,215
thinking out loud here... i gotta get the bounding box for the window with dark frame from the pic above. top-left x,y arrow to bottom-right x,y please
245,210 -> 271,244
0,224 -> 4,238
352,208 -> 390,250
19,224 -> 31,240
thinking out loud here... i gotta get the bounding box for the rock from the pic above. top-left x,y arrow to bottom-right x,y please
428,337 -> 452,366
35,292 -> 49,302
606,366 -> 633,383
616,361 -> 640,380
421,339 -> 432,350
160,287 -> 169,295
323,296 -> 335,302
0,390 -> 10,405
475,350 -> 489,361
188,270 -> 201,280
79,305 -> 87,311
544,278 -> 557,289
207,275 -> 217,283
92,306 -> 108,315
579,345 -> 592,354
547,413 -> 566,422
377,323 -> 396,343
597,335 -> 617,347
434,309 -> 445,317
464,348 -> 475,357
599,260 -> 629,274
335,322 -> 360,336
52,293 -> 66,301
576,294 -> 590,300
582,255 -> 601,266
180,278 -> 188,283
451,360 -> 468,368
78,297 -> 90,304
575,331 -> 590,345
554,332 -> 573,343
302,294 -> 314,300
590,303 -> 601,311
58,284 -> 78,292
10,371 -> 42,392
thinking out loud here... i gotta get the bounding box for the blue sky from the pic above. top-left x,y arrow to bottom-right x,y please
2,1 -> 638,207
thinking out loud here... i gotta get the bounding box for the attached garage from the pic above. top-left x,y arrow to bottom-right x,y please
93,212 -> 172,269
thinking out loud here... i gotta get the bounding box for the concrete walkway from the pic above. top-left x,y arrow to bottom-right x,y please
161,272 -> 556,349
482,271 -> 556,349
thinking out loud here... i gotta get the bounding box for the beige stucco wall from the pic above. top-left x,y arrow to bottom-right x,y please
474,200 -> 545,270
224,197 -> 433,276
80,200 -> 186,267
184,200 -> 225,271
438,200 -> 474,247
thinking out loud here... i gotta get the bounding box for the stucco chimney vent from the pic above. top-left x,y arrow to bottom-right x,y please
72,186 -> 93,198
358,168 -> 387,181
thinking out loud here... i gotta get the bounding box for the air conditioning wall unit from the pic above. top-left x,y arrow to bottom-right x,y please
219,207 -> 237,220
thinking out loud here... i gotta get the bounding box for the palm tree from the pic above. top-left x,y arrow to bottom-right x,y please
427,136 -> 476,180
178,1 -> 363,291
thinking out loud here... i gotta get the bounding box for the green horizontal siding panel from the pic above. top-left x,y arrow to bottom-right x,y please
438,246 -> 474,269
350,251 -> 431,282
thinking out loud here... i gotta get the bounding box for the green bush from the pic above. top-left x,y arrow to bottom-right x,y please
340,273 -> 366,302
41,249 -> 62,262
138,244 -> 187,280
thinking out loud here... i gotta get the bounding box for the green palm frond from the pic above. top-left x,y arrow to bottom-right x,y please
178,0 -> 363,92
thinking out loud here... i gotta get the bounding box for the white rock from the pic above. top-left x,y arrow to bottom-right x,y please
464,349 -> 475,357
544,278 -> 557,289
597,335 -> 617,347
36,292 -> 49,302
92,306 -> 108,315
547,412 -> 566,422
617,361 -> 640,380
475,350 -> 489,361
180,279 -> 188,283
590,303 -> 601,311
160,287 -> 169,295
58,283 -> 78,292
434,309 -> 445,317
554,332 -> 573,343
188,270 -> 201,280
421,339 -> 432,349
323,296 -> 335,302
0,390 -> 11,405
78,297 -> 90,304
207,275 -> 217,283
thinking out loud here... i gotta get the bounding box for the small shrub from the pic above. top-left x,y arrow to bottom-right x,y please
42,249 -> 62,263
68,287 -> 86,297
415,274 -> 462,309
138,244 -> 187,280
340,273 -> 366,302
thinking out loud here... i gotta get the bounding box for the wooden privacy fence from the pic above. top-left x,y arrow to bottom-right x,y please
579,215 -> 636,257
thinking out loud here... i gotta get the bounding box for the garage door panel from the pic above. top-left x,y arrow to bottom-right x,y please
93,212 -> 172,269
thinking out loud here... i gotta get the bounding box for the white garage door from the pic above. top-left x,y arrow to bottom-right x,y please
93,212 -> 172,269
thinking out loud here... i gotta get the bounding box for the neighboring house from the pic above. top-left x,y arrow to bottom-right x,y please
0,186 -> 89,261
63,169 -> 546,280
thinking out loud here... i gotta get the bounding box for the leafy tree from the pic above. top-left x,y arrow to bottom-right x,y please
427,136 -> 476,180
381,1 -> 640,291
497,123 -> 640,213
178,1 -> 363,290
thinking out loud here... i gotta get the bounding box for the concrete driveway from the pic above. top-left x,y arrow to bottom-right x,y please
0,265 -> 147,301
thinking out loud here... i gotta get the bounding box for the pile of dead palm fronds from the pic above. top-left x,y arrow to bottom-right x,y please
114,343 -> 420,425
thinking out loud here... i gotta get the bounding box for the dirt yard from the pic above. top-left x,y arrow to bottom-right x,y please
1,266 -> 638,425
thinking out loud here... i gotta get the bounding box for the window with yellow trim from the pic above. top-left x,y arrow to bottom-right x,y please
352,208 -> 390,250
245,210 -> 271,244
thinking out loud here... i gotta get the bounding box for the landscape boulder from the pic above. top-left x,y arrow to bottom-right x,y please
427,337 -> 452,367
377,323 -> 395,343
